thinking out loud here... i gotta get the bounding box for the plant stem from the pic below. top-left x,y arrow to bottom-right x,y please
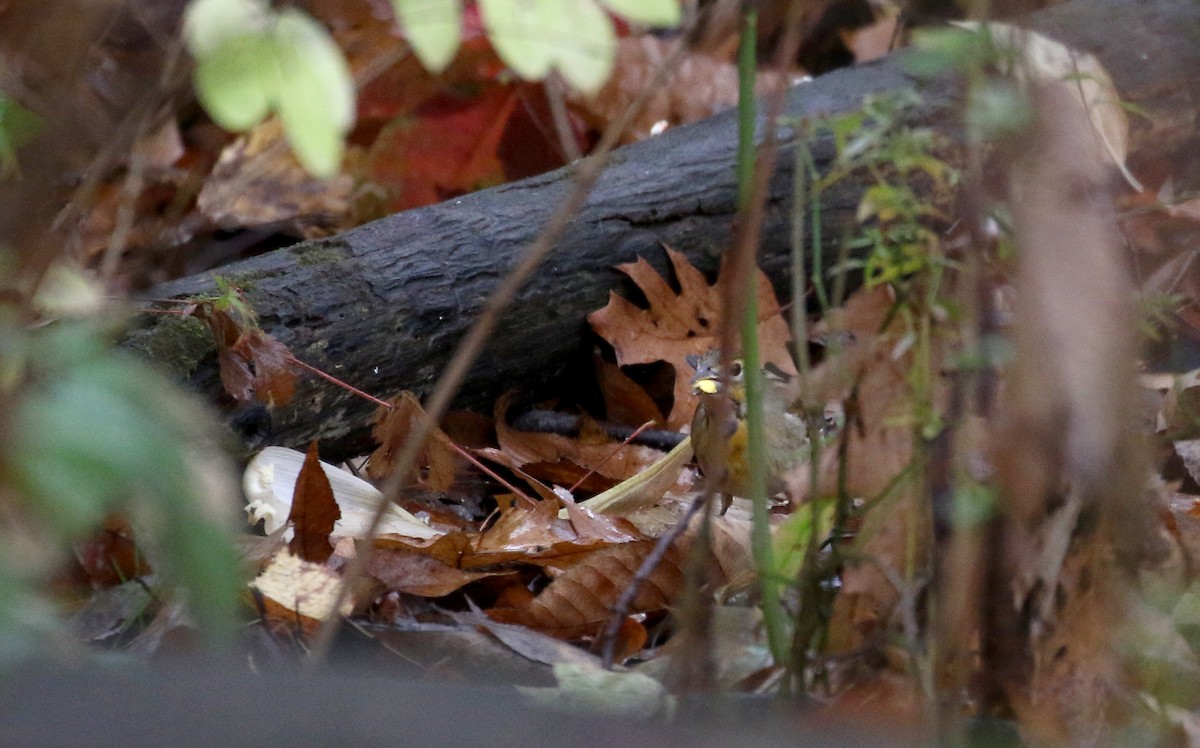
736,5 -> 789,670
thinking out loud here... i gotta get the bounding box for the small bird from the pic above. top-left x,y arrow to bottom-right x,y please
687,350 -> 812,503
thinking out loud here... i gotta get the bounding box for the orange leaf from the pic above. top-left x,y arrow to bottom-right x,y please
587,246 -> 794,428
287,442 -> 341,564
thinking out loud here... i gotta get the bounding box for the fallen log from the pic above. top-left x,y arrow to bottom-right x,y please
124,0 -> 1200,460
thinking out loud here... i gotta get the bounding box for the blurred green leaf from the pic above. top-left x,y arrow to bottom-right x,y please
479,0 -> 615,93
771,498 -> 835,582
192,32 -> 275,132
184,0 -> 354,177
0,96 -> 42,176
479,0 -> 554,81
966,79 -> 1032,140
392,0 -> 464,72
903,26 -> 988,78
183,0 -> 270,57
598,0 -> 681,27
274,10 -> 355,177
7,323 -> 241,644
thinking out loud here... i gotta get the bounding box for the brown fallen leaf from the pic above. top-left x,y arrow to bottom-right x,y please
492,393 -> 675,489
365,548 -> 500,598
588,245 -> 794,429
470,496 -> 617,570
487,540 -> 685,640
561,495 -> 645,545
287,442 -> 341,564
189,298 -> 302,408
231,329 -> 299,408
197,117 -> 354,237
369,391 -> 459,491
374,531 -> 473,568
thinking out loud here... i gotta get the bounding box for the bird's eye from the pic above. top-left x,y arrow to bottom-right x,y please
730,360 -> 743,378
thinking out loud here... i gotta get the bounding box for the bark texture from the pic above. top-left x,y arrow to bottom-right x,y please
124,0 -> 1200,459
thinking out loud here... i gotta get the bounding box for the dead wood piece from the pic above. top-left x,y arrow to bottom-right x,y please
123,0 -> 1200,460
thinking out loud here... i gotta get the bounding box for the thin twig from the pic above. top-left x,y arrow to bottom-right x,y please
304,30 -> 698,669
597,487 -> 712,668
567,420 -> 655,494
446,441 -> 536,506
288,356 -> 395,410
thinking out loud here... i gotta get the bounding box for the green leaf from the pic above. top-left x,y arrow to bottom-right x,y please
479,0 -> 615,93
274,10 -> 355,177
186,0 -> 355,178
902,26 -> 985,78
392,0 -> 464,72
192,32 -> 276,132
770,498 -> 835,582
0,96 -> 42,176
479,0 -> 554,81
183,0 -> 270,57
550,0 -> 615,93
598,0 -> 680,27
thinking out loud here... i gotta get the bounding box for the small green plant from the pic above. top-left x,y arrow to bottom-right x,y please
819,91 -> 958,290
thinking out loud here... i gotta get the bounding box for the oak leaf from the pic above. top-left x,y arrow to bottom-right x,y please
588,246 -> 794,428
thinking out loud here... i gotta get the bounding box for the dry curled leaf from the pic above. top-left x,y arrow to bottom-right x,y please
364,521 -> 480,599
369,391 -> 459,491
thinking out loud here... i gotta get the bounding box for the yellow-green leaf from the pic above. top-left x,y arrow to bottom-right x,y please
598,0 -> 680,27
478,0 -> 554,81
193,32 -> 276,132
184,0 -> 270,57
479,0 -> 616,93
392,0 -> 464,72
274,9 -> 355,177
550,0 -> 615,93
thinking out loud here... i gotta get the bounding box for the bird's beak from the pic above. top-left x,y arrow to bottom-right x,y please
692,378 -> 720,396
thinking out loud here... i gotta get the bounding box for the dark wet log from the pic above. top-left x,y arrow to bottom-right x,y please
124,0 -> 1200,460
